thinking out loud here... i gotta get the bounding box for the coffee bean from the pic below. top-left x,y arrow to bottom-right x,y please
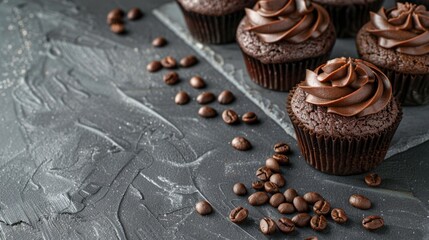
161,56 -> 177,69
147,61 -> 162,72
218,90 -> 235,105
233,183 -> 247,196
260,217 -> 277,235
264,181 -> 279,194
189,76 -> 206,89
265,158 -> 280,173
256,166 -> 272,181
231,137 -> 251,151
242,112 -> 258,124
349,194 -> 371,210
269,193 -> 285,207
127,7 -> 143,20
274,142 -> 290,154
272,153 -> 289,165
303,192 -> 324,204
293,196 -> 309,212
152,37 -> 167,47
365,173 -> 382,187
310,215 -> 327,231
196,92 -> 215,104
110,23 -> 126,34
270,173 -> 285,188
222,109 -> 239,125
331,208 -> 348,224
362,215 -> 384,230
277,218 -> 295,234
305,237 -> 318,240
175,91 -> 190,105
252,180 -> 265,190
198,106 -> 217,118
229,206 -> 248,224
163,71 -> 179,85
278,202 -> 295,214
195,200 -> 212,215
180,55 -> 198,68
313,200 -> 331,215
284,188 -> 298,203
107,8 -> 124,25
248,192 -> 269,206
292,213 -> 311,227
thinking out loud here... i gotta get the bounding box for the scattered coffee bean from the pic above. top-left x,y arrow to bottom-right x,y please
107,8 -> 124,25
292,213 -> 311,227
231,137 -> 252,151
274,142 -> 290,154
272,153 -> 289,165
313,200 -> 331,215
189,76 -> 206,89
331,208 -> 348,224
269,193 -> 285,207
163,71 -> 179,85
278,202 -> 295,214
229,206 -> 248,224
284,188 -> 298,203
265,158 -> 280,173
277,217 -> 295,234
222,109 -> 239,125
260,217 -> 277,235
349,194 -> 371,210
198,106 -> 217,118
270,173 -> 285,188
303,192 -> 324,205
233,183 -> 247,196
305,237 -> 318,240
365,173 -> 382,187
248,192 -> 269,206
195,200 -> 212,215
252,180 -> 265,190
161,56 -> 177,69
175,91 -> 190,105
242,112 -> 258,124
152,37 -> 167,47
147,61 -> 162,72
310,215 -> 327,231
196,92 -> 215,104
293,196 -> 309,212
256,166 -> 272,181
362,215 -> 384,230
264,181 -> 279,194
110,23 -> 126,34
218,90 -> 235,105
180,55 -> 198,68
127,7 -> 143,20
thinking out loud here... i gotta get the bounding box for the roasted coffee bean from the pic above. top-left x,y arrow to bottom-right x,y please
310,215 -> 327,231
331,208 -> 348,224
231,137 -> 251,151
180,55 -> 198,68
266,158 -> 280,173
241,112 -> 258,124
195,200 -> 212,215
349,194 -> 371,210
163,71 -> 179,85
270,173 -> 285,188
147,61 -> 162,72
196,92 -> 215,104
305,237 -> 318,240
284,188 -> 298,203
175,91 -> 190,105
161,56 -> 177,69
313,200 -> 331,215
278,202 -> 295,214
110,23 -> 126,34
277,218 -> 295,234
233,183 -> 247,196
260,217 -> 277,235
292,213 -> 311,227
256,166 -> 272,181
229,206 -> 248,224
152,37 -> 167,47
362,215 -> 384,230
198,106 -> 217,118
269,193 -> 285,207
365,173 -> 382,187
303,192 -> 324,204
222,109 -> 239,125
127,7 -> 143,20
264,181 -> 279,194
293,196 -> 309,212
107,8 -> 124,25
252,180 -> 265,190
248,192 -> 269,206
272,153 -> 289,165
189,76 -> 206,89
218,90 -> 235,104
274,142 -> 290,154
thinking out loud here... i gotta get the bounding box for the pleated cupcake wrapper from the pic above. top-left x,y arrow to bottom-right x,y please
287,88 -> 403,176
176,2 -> 245,44
319,0 -> 383,38
241,51 -> 330,92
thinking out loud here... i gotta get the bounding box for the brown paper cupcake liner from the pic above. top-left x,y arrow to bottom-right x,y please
287,88 -> 403,175
241,51 -> 330,92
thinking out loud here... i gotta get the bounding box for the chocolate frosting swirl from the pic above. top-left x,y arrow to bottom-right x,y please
299,58 -> 392,117
367,3 -> 429,56
244,0 -> 330,43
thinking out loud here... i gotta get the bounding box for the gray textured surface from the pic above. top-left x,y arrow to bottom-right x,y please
0,0 -> 428,239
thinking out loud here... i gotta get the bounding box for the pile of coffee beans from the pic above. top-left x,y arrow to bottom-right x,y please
107,7 -> 143,34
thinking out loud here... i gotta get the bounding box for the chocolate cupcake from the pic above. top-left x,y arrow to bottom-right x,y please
237,0 -> 336,91
314,0 -> 384,38
287,58 -> 402,175
176,0 -> 255,44
356,3 -> 429,105
396,0 -> 429,9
